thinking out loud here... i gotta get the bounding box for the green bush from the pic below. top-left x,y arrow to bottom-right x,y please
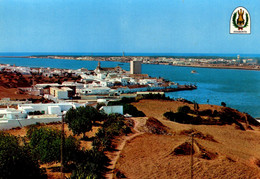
198,109 -> 213,116
65,106 -> 104,138
27,127 -> 80,164
137,93 -> 171,100
163,111 -> 200,124
0,132 -> 46,179
71,148 -> 110,179
123,104 -> 145,117
92,114 -> 131,151
177,105 -> 191,114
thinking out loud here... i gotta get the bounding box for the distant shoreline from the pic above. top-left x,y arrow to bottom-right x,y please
170,64 -> 260,71
0,55 -> 259,71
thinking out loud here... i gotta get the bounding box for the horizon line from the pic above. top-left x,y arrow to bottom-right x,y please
1,52 -> 260,58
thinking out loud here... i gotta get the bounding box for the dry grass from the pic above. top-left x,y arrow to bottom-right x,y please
115,127 -> 260,178
132,99 -> 223,120
114,99 -> 260,178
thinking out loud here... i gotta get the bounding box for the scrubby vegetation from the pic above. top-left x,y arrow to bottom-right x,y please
164,105 -> 259,129
136,93 -> 172,100
27,127 -> 80,165
0,132 -> 47,179
70,112 -> 132,178
0,105 -> 133,179
177,105 -> 191,114
70,148 -> 110,179
65,106 -> 104,139
93,113 -> 132,151
163,110 -> 197,124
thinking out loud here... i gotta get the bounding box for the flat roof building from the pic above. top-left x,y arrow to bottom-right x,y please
130,60 -> 142,74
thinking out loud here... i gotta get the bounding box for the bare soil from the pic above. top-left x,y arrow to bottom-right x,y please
0,86 -> 41,100
0,71 -> 81,100
132,99 -> 224,120
113,100 -> 260,178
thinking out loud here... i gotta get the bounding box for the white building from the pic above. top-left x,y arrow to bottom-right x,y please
0,102 -> 85,130
81,87 -> 110,95
130,60 -> 142,74
100,105 -> 123,115
50,87 -> 72,99
18,102 -> 85,115
0,108 -> 27,120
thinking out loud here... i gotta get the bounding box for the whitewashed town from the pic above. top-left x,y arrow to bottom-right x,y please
0,60 -> 196,130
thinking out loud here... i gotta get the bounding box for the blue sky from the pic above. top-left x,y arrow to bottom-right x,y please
0,0 -> 259,54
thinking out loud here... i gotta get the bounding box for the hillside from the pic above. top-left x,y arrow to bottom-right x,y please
0,71 -> 80,100
113,99 -> 260,178
2,99 -> 260,178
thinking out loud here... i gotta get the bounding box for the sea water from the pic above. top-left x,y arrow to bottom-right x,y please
0,57 -> 259,118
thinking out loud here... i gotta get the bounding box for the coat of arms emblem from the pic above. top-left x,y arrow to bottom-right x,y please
230,7 -> 251,34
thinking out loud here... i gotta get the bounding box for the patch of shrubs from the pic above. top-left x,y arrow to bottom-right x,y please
198,109 -> 213,116
71,148 -> 110,179
177,105 -> 191,114
163,111 -> 200,124
137,93 -> 172,100
0,132 -> 47,179
216,108 -> 246,130
27,126 -> 81,165
123,104 -> 145,117
72,113 -> 132,178
93,113 -> 132,151
164,105 -> 249,130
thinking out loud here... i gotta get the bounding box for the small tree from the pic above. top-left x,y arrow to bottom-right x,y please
27,127 -> 80,165
123,104 -> 145,117
71,148 -> 110,179
92,113 -> 131,151
221,102 -> 226,107
65,106 -> 103,138
193,101 -> 199,114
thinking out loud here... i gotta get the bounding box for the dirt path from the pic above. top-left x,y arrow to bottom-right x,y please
105,117 -> 146,179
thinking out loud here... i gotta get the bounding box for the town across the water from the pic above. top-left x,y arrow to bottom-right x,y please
26,54 -> 260,70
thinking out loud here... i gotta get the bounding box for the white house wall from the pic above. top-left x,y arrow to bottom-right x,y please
0,117 -> 61,130
102,106 -> 123,115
